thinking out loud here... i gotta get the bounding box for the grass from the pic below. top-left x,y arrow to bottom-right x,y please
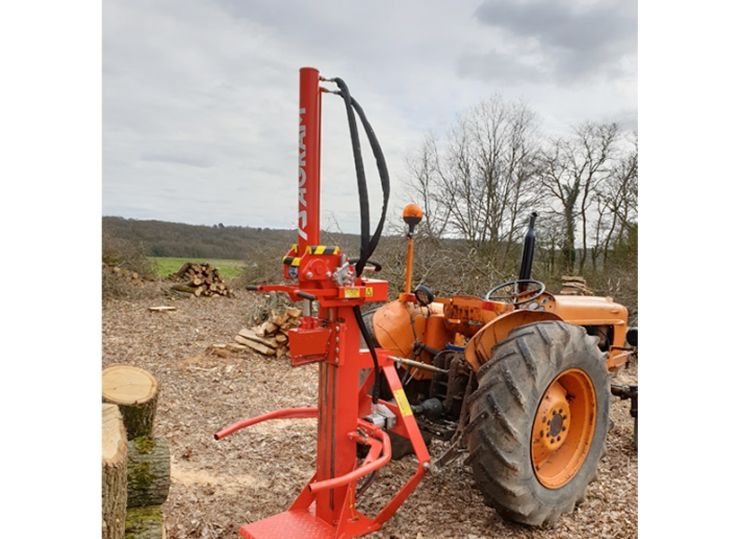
147,257 -> 245,278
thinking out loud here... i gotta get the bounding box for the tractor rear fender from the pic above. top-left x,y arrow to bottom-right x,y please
464,310 -> 562,372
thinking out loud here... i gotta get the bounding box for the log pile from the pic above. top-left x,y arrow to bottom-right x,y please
103,262 -> 148,283
559,275 -> 595,296
170,262 -> 231,297
207,306 -> 302,359
102,365 -> 170,539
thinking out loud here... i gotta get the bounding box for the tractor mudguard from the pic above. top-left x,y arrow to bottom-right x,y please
464,309 -> 562,372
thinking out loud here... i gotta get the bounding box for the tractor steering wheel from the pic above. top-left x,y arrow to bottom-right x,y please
484,279 -> 546,307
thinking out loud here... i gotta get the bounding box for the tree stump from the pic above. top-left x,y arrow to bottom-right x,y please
103,365 -> 159,439
102,404 -> 128,539
127,437 -> 171,508
125,506 -> 166,539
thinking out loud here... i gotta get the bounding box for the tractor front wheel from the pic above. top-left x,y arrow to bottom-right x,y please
467,321 -> 609,526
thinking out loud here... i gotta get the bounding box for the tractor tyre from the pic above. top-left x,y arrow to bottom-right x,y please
467,320 -> 609,526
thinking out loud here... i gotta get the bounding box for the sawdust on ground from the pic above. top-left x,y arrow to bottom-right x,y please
102,290 -> 637,539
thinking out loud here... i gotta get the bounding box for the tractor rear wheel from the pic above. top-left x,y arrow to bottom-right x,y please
467,320 -> 609,526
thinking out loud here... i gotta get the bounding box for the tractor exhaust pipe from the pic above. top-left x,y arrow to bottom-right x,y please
518,212 -> 537,291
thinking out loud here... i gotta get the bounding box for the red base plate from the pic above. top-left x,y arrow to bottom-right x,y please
240,510 -> 336,539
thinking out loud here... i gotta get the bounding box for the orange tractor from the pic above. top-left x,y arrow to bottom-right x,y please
216,67 -> 637,537
363,204 -> 637,526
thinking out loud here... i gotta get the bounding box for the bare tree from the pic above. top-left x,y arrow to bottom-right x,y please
601,133 -> 638,270
407,96 -> 541,266
406,134 -> 451,241
539,122 -> 619,273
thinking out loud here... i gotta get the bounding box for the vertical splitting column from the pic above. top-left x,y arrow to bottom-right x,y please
297,67 -> 322,255
315,306 -> 361,525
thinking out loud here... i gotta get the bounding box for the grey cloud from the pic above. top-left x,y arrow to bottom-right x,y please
475,0 -> 636,51
463,0 -> 636,83
457,49 -> 546,84
140,151 -> 215,168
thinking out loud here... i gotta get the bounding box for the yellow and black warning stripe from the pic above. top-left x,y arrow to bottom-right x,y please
305,245 -> 341,256
282,256 -> 302,267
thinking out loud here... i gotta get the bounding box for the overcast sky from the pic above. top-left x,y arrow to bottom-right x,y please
103,0 -> 637,232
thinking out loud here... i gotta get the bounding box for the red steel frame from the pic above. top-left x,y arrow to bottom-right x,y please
215,67 -> 430,538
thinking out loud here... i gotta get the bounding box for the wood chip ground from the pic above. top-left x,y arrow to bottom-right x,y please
103,292 -> 637,538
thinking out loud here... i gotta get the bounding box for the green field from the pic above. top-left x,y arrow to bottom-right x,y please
148,257 -> 245,278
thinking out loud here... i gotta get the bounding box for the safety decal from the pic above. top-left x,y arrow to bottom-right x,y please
393,388 -> 413,417
306,245 -> 341,255
282,256 -> 302,266
344,287 -> 360,298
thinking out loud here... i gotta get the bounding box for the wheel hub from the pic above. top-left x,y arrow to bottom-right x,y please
531,368 -> 596,489
534,381 -> 570,451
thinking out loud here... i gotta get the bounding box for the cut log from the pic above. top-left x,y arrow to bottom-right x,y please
275,333 -> 288,345
127,437 -> 171,508
171,284 -> 197,295
148,306 -> 176,312
235,335 -> 276,355
252,322 -> 268,337
238,328 -> 278,348
285,306 -> 302,319
103,365 -> 159,440
262,321 -> 279,336
561,275 -> 587,283
175,263 -> 192,278
271,314 -> 287,327
125,506 -> 165,539
102,404 -> 128,539
226,342 -> 249,352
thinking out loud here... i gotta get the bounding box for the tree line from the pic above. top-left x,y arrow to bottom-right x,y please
405,96 -> 637,276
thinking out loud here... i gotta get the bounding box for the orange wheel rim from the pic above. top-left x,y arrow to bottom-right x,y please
531,368 -> 596,489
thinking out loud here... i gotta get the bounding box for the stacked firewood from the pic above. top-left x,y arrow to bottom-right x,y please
236,306 -> 302,357
170,262 -> 231,297
207,307 -> 302,359
559,275 -> 595,296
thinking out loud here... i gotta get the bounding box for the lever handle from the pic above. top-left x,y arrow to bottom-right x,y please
296,290 -> 317,301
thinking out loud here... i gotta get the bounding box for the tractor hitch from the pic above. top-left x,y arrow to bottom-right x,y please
611,383 -> 638,449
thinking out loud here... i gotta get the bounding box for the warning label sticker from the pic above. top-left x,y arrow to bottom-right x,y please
393,388 -> 413,417
344,287 -> 360,298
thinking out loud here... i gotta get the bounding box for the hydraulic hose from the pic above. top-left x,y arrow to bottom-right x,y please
347,96 -> 390,276
354,305 -> 381,404
333,78 -> 371,272
331,77 -> 390,404
332,78 -> 390,277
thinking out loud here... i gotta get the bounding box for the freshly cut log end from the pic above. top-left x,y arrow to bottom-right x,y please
103,365 -> 159,439
102,404 -> 128,539
127,437 -> 171,508
125,506 -> 165,539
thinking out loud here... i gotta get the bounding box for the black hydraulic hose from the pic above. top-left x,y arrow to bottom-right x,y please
353,305 -> 381,404
332,77 -> 391,405
333,78 -> 371,270
347,96 -> 390,276
332,78 -> 390,277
